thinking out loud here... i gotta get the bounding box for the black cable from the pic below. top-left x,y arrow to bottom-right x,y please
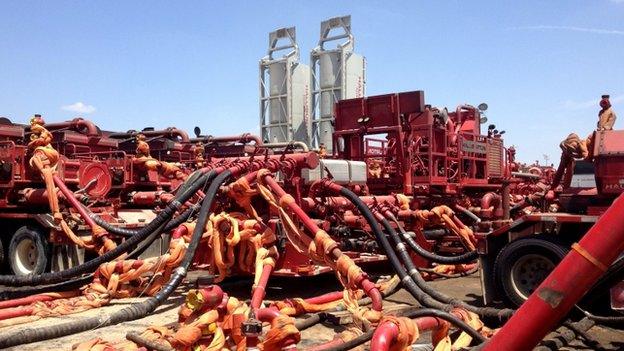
337,185 -> 512,321
126,332 -> 174,351
0,275 -> 93,300
380,215 -> 513,320
90,170 -> 210,237
389,214 -> 478,264
0,170 -> 216,287
0,170 -> 232,348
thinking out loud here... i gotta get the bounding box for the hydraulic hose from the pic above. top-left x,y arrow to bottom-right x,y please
0,170 -> 216,286
0,275 -> 93,300
380,214 -> 513,320
576,256 -> 624,324
319,308 -> 486,351
583,255 -> 624,305
94,204 -> 198,238
0,170 -> 232,348
335,186 -> 455,312
388,214 -> 478,264
90,170 -> 212,237
335,184 -> 512,320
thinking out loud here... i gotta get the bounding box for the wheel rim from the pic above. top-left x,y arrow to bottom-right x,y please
14,238 -> 38,275
510,254 -> 556,300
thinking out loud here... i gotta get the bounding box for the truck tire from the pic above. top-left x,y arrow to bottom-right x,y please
493,237 -> 568,307
8,226 -> 49,276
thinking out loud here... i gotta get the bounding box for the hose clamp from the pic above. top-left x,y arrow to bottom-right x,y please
174,266 -> 188,276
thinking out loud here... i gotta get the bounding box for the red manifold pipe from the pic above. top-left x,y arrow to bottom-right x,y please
304,291 -> 344,305
172,225 -> 188,239
250,264 -> 274,310
262,175 -> 383,313
52,175 -> 106,235
109,127 -> 190,142
371,311 -> 463,351
28,118 -> 100,137
191,133 -> 263,146
484,193 -> 624,351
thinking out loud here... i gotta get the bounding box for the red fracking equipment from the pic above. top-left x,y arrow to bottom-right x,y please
483,192 -> 624,351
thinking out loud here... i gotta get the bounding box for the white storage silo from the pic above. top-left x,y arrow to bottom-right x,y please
260,27 -> 311,144
310,15 -> 365,152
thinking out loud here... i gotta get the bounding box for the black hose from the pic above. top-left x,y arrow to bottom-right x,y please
583,256 -> 624,305
576,256 -> 624,325
380,215 -> 512,320
126,332 -> 174,351
580,311 -> 624,325
123,220 -> 171,259
90,170 -> 210,237
389,214 -> 478,264
295,312 -> 329,330
320,308 -> 486,351
0,170 -> 216,287
0,275 -> 93,300
337,185 -> 512,321
0,170 -> 232,348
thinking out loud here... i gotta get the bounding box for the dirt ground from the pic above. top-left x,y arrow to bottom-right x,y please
1,269 -> 622,351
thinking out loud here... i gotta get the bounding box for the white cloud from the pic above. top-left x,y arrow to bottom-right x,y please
561,94 -> 624,110
513,25 -> 624,36
61,102 -> 96,114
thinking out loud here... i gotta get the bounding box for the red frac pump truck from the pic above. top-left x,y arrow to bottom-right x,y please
478,128 -> 624,310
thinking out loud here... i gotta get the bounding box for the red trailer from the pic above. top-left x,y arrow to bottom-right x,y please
478,129 -> 624,310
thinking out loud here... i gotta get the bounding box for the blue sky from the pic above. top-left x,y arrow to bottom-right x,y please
1,1 -> 622,163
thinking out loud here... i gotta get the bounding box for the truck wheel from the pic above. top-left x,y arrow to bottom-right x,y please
493,237 -> 568,307
8,226 -> 49,276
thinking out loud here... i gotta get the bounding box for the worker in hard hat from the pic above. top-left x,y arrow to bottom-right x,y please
318,143 -> 327,159
597,94 -> 617,131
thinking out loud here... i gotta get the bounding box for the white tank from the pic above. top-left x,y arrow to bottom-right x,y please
260,27 -> 311,144
310,15 -> 365,153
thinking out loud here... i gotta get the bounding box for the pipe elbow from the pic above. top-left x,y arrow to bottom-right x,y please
71,118 -> 100,137
370,321 -> 399,351
360,278 -> 383,312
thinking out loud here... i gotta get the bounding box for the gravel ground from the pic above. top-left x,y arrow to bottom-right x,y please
1,270 -> 622,350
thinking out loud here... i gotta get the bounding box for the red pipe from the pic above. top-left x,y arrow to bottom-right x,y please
52,175 -> 106,235
190,133 -> 263,146
484,193 -> 624,351
0,292 -> 79,310
28,118 -> 100,137
253,307 -> 299,350
304,291 -> 344,305
262,175 -> 383,313
0,306 -> 34,321
250,264 -> 274,310
370,322 -> 399,351
172,225 -> 188,239
109,127 -> 190,142
371,312 -> 460,351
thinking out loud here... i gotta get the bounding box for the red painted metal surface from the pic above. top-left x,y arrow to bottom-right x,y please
484,193 -> 624,351
333,91 -> 505,197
